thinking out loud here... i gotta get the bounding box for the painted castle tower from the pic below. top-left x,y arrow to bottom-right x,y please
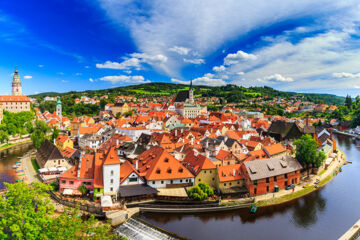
56,96 -> 62,118
12,67 -> 22,96
189,79 -> 194,104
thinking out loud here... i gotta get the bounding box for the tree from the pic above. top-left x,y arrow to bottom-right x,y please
293,134 -> 326,176
31,120 -> 50,149
78,184 -> 88,195
345,95 -> 352,109
0,182 -> 117,239
51,127 -> 60,142
187,183 -> 214,200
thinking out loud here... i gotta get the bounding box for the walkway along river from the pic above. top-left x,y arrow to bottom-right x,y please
140,134 -> 360,240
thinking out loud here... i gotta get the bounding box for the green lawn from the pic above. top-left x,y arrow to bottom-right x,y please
31,158 -> 40,172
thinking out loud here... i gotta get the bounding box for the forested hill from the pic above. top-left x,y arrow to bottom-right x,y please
30,82 -> 345,105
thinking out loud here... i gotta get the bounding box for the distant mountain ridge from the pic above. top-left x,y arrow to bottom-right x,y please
30,82 -> 345,105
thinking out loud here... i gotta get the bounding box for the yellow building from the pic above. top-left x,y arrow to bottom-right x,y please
183,151 -> 217,188
56,135 -> 74,151
112,102 -> 130,116
216,164 -> 245,197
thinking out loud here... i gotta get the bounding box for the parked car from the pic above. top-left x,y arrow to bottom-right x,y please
314,179 -> 320,185
285,184 -> 295,190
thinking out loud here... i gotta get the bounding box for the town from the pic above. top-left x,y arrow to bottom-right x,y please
0,68 -> 346,226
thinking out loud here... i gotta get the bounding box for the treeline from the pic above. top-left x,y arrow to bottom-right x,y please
38,95 -> 100,117
0,111 -> 34,143
31,82 -> 345,106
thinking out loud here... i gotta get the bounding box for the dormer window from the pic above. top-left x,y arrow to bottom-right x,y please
167,168 -> 172,173
156,168 -> 161,174
164,158 -> 169,162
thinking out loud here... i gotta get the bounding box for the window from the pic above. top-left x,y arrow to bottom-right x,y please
210,170 -> 212,173
224,183 -> 226,186
110,187 -> 113,191
129,177 -> 138,182
254,180 -> 257,186
152,181 -> 155,184
254,188 -> 257,195
204,170 -> 207,174
266,186 -> 269,192
62,180 -> 66,184
212,178 -> 215,181
161,181 -> 164,184
274,176 -> 277,182
285,174 -> 288,179
180,179 -> 183,183
110,179 -> 113,184
229,182 -> 232,186
70,181 -> 74,185
266,178 -> 269,183
198,179 -> 201,182
111,170 -> 114,176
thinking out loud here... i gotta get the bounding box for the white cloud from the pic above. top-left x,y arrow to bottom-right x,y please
183,58 -> 205,64
75,73 -> 82,76
213,65 -> 226,72
171,73 -> 226,86
96,52 -> 168,71
262,74 -> 294,82
224,50 -> 257,65
38,64 -> 44,68
57,72 -> 64,75
169,46 -> 191,55
96,58 -> 141,70
89,78 -> 94,82
100,75 -> 150,84
85,66 -> 90,69
23,75 -> 32,79
61,80 -> 68,83
237,72 -> 244,75
333,72 -> 360,78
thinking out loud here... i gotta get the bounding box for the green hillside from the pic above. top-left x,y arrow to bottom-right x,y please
30,82 -> 344,106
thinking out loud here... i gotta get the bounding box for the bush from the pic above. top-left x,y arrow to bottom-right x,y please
187,183 -> 214,200
50,181 -> 59,192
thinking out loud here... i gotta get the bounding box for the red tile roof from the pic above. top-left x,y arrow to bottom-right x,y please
103,147 -> 121,165
183,150 -> 216,175
217,164 -> 243,182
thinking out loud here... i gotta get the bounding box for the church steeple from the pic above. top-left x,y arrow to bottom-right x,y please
190,79 -> 192,90
12,66 -> 22,96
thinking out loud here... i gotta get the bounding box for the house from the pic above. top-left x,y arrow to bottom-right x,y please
102,147 -> 121,197
56,135 -> 74,151
266,120 -> 315,142
111,102 -> 130,116
263,143 -> 287,158
137,146 -> 195,189
242,155 -> 302,196
216,164 -> 247,197
59,153 -> 94,195
183,150 -> 217,188
36,140 -> 72,169
215,150 -> 238,166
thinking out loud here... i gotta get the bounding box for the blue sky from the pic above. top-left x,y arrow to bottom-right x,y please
1,0 -> 360,96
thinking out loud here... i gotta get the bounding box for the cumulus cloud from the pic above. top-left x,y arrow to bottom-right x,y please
169,46 -> 191,55
224,50 -> 257,65
171,73 -> 226,86
333,72 -> 360,78
100,75 -> 150,84
261,74 -> 294,82
38,65 -> 44,68
23,75 -> 32,79
75,73 -> 82,76
89,78 -> 94,82
213,65 -> 226,72
96,52 -> 168,71
183,58 -> 205,64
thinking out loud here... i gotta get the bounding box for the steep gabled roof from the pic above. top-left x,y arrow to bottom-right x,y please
183,150 -> 216,175
137,146 -> 194,180
104,147 -> 121,165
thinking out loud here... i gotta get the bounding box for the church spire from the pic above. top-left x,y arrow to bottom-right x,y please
12,66 -> 22,95
190,79 -> 192,90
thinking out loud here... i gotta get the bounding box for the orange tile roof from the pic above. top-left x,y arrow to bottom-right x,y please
264,143 -> 286,156
0,95 -> 30,102
183,150 -> 216,175
120,160 -> 142,183
60,154 -> 94,180
217,164 -> 243,182
57,135 -> 70,144
137,146 -> 194,181
61,147 -> 76,158
103,147 -> 121,165
94,152 -> 104,188
216,150 -> 232,161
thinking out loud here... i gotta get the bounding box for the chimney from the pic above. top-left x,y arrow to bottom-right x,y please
191,138 -> 194,145
233,169 -> 235,176
175,130 -> 177,137
181,129 -> 183,133
135,160 -> 139,170
205,150 -> 209,158
116,139 -> 119,146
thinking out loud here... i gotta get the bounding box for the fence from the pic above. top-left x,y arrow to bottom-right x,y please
49,191 -> 105,216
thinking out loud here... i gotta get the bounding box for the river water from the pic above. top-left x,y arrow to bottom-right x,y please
0,143 -> 33,190
141,135 -> 360,240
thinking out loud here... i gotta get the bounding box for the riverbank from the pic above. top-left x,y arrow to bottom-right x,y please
0,139 -> 32,151
255,148 -> 346,207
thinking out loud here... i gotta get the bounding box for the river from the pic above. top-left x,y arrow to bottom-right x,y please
0,143 -> 33,190
140,135 -> 360,240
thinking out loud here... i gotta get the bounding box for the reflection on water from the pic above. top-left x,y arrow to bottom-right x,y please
292,190 -> 326,228
141,134 -> 360,240
0,143 -> 32,190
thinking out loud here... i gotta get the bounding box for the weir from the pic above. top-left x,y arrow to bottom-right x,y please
115,218 -> 183,240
